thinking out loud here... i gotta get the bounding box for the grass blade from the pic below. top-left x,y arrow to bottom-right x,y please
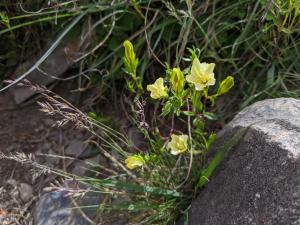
197,127 -> 248,189
0,10 -> 88,92
81,178 -> 182,197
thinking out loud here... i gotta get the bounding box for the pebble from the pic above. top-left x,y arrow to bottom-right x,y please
19,183 -> 33,202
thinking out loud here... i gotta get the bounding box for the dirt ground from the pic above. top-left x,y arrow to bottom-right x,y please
0,84 -> 89,225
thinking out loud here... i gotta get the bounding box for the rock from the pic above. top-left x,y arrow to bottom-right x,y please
43,118 -> 55,127
65,140 -> 87,157
8,41 -> 79,105
34,180 -> 132,225
34,191 -> 91,225
71,161 -> 87,177
19,183 -> 33,202
179,98 -> 300,225
71,155 -> 101,177
127,127 -> 146,149
6,20 -> 94,105
35,178 -> 105,225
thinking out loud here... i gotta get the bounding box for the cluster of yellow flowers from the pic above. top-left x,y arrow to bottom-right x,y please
125,134 -> 189,169
146,57 -> 216,99
125,57 -> 218,170
122,38 -> 234,170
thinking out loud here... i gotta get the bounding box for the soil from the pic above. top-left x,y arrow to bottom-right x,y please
0,83 -> 88,225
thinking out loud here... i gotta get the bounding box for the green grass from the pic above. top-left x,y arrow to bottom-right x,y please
1,0 -> 300,112
1,0 -> 300,224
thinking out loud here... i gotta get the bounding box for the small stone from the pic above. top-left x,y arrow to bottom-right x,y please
7,179 -> 17,186
34,191 -> 90,225
71,161 -> 87,177
42,142 -> 52,150
65,140 -> 86,157
19,183 -> 33,202
34,189 -> 103,225
43,149 -> 58,167
43,118 -> 55,127
5,146 -> 15,152
71,155 -> 101,177
127,127 -> 145,149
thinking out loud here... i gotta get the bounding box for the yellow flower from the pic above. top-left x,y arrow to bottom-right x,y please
186,58 -> 216,91
168,134 -> 189,155
125,155 -> 145,170
146,77 -> 168,99
170,67 -> 185,94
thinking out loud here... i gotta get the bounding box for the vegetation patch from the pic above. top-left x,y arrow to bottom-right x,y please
0,0 -> 299,224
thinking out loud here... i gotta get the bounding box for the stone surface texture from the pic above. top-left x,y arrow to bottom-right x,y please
227,98 -> 300,159
34,186 -> 127,225
34,191 -> 92,225
179,98 -> 300,225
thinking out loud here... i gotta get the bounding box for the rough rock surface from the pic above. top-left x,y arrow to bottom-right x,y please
34,191 -> 93,225
179,98 -> 300,225
34,185 -> 129,225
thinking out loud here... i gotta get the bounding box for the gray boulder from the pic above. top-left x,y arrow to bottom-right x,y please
179,98 -> 300,225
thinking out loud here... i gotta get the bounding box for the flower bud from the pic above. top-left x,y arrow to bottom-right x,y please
170,68 -> 185,94
217,76 -> 234,96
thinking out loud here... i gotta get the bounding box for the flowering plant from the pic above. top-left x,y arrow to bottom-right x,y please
122,40 -> 234,175
27,39 -> 236,225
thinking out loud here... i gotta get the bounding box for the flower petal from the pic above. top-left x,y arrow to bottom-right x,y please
200,63 -> 215,75
207,74 -> 216,86
186,74 -> 193,83
147,77 -> 168,99
156,77 -> 164,87
191,58 -> 202,78
168,134 -> 188,155
194,83 -> 205,91
171,149 -> 179,155
146,84 -> 154,92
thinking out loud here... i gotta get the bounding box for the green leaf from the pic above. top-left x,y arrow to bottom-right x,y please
188,47 -> 201,61
126,80 -> 136,93
217,76 -> 234,96
0,12 -> 10,29
203,112 -> 219,120
191,91 -> 203,112
88,112 -> 111,124
281,27 -> 293,34
162,101 -> 172,116
182,111 -> 196,116
193,118 -> 205,132
266,64 -> 275,88
206,133 -> 217,149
